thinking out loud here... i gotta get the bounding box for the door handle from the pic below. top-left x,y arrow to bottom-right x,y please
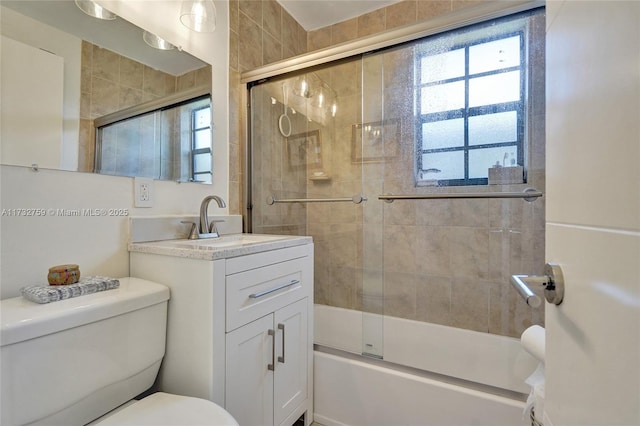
268,329 -> 275,371
249,280 -> 300,299
511,263 -> 564,307
277,323 -> 285,364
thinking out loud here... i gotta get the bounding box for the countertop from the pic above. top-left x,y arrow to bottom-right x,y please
128,233 -> 313,261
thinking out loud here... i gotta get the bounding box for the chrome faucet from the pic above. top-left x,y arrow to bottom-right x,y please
199,195 -> 226,236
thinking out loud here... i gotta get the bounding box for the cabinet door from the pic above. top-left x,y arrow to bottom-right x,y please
274,299 -> 308,426
226,314 -> 274,426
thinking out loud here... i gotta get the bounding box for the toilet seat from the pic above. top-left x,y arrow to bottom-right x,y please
94,392 -> 238,426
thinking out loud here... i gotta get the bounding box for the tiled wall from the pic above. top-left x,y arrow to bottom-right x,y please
228,0 -> 307,216
78,41 -> 211,173
236,0 -> 545,338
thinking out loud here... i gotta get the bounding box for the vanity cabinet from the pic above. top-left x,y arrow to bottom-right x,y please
130,241 -> 314,426
226,298 -> 307,426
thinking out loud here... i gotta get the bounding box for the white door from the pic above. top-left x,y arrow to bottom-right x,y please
545,2 -> 639,425
274,299 -> 308,426
1,36 -> 63,169
226,314 -> 274,426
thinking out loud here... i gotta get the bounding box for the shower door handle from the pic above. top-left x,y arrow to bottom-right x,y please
511,263 -> 565,307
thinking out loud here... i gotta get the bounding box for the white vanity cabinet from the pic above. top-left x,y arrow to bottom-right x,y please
130,239 -> 314,426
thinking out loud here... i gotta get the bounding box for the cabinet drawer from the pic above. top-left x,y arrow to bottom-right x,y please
226,258 -> 306,332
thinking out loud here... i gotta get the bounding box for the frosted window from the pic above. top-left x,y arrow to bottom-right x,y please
469,36 -> 521,75
421,151 -> 464,180
422,118 -> 465,150
421,49 -> 465,83
468,111 -> 518,146
469,71 -> 521,108
421,81 -> 465,114
414,14 -> 533,186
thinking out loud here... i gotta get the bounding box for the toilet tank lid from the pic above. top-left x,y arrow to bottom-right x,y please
1,278 -> 169,347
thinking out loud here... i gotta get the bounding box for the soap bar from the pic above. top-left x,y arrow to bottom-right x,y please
48,264 -> 80,285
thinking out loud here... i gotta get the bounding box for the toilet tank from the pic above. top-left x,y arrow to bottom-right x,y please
0,277 -> 170,426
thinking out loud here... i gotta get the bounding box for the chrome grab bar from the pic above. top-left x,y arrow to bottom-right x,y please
378,188 -> 542,203
267,194 -> 366,205
249,280 -> 300,299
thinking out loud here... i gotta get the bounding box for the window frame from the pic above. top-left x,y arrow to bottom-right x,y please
415,18 -> 532,187
190,104 -> 213,183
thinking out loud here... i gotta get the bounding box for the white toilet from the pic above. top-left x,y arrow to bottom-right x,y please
0,277 -> 238,426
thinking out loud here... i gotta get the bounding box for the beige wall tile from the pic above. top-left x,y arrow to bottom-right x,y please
262,0 -> 282,41
452,0 -> 484,12
416,275 -> 451,326
384,270 -> 417,319
383,225 -> 418,273
229,0 -> 239,32
282,11 -> 301,57
120,57 -> 143,90
415,226 -> 451,277
308,26 -> 332,52
386,0 -> 417,30
332,18 -> 358,44
450,227 -> 489,279
263,32 -> 282,65
450,277 -> 489,332
238,0 -> 262,24
229,30 -> 239,71
417,0 -> 451,20
358,8 -> 386,38
92,46 -> 119,83
238,12 -> 263,71
91,77 -> 119,117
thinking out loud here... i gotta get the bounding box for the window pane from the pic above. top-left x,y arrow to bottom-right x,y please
421,81 -> 465,114
469,36 -> 521,75
194,153 -> 211,173
468,145 -> 518,179
194,129 -> 211,150
421,151 -> 464,180
469,71 -> 520,107
422,118 -> 464,150
468,111 -> 518,146
420,49 -> 465,83
194,107 -> 211,129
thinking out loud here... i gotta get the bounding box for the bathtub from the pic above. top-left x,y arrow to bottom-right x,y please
313,305 -> 539,426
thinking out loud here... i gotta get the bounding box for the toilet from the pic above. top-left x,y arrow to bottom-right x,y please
0,277 -> 238,426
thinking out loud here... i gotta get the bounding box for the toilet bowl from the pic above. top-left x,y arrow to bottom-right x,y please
92,392 -> 238,426
0,277 -> 237,426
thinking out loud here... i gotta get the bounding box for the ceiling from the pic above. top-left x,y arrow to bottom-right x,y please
277,0 -> 403,31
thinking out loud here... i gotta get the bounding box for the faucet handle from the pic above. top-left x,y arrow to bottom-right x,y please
180,221 -> 199,240
208,219 -> 226,235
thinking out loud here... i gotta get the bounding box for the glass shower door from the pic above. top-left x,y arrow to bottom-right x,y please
249,65 -> 383,357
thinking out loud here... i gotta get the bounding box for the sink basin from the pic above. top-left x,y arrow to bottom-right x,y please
172,233 -> 289,250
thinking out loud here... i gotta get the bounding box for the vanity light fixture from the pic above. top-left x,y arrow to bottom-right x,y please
74,0 -> 117,20
143,31 -> 176,50
180,0 -> 217,33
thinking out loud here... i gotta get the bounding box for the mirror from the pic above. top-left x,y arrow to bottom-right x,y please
0,0 -> 213,183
